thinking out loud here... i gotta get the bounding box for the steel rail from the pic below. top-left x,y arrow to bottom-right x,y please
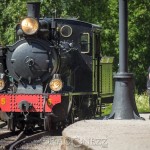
0,122 -> 7,128
9,131 -> 48,150
0,130 -> 22,150
0,127 -> 45,149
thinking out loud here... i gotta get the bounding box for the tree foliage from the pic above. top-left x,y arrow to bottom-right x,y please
128,0 -> 150,92
0,0 -> 149,93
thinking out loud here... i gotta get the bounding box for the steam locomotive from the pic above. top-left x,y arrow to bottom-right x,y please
0,2 -> 114,131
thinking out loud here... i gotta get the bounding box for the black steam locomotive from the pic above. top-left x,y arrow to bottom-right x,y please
0,2 -> 114,131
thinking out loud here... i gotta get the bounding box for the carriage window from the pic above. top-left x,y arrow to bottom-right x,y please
80,33 -> 90,53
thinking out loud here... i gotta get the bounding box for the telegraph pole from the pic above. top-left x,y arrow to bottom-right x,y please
108,0 -> 142,119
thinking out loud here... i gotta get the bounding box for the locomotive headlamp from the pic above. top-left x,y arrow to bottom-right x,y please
49,79 -> 63,92
21,17 -> 39,35
0,79 -> 5,91
49,74 -> 63,92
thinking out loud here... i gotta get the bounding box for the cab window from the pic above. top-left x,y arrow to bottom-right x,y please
80,33 -> 90,53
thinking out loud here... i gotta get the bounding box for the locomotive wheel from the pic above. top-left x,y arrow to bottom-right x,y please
44,115 -> 51,131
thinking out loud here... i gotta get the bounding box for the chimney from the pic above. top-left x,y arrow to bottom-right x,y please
27,2 -> 40,19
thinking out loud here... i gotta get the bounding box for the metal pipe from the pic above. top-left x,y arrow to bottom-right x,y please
119,0 -> 128,73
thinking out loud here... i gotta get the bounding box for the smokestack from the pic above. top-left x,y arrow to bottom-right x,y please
27,2 -> 40,19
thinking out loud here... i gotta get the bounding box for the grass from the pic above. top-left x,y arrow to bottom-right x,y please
103,93 -> 150,116
135,93 -> 150,112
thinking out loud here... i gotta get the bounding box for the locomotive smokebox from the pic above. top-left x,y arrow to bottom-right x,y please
27,2 -> 40,19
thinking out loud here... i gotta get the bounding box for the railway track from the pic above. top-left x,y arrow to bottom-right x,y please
0,119 -> 62,150
9,131 -> 48,150
0,127 -> 47,150
0,130 -> 22,149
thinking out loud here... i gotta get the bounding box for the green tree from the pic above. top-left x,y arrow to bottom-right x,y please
0,0 -> 27,45
0,0 -> 149,93
128,0 -> 150,92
